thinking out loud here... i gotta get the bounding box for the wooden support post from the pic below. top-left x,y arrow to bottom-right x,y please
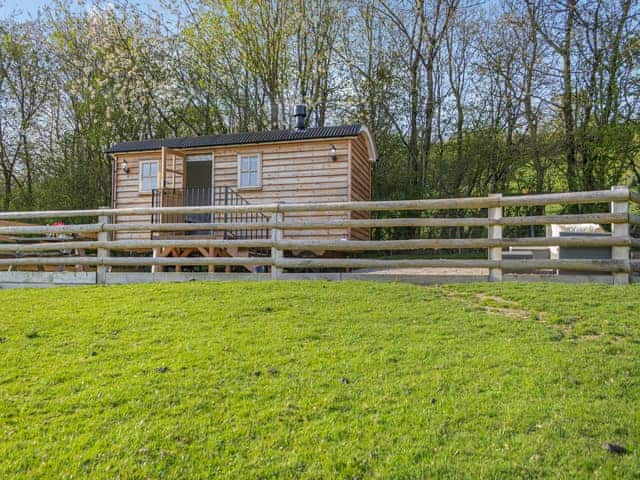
208,247 -> 215,273
488,194 -> 503,282
152,248 -> 163,273
97,208 -> 111,285
160,146 -> 167,189
611,185 -> 630,286
171,154 -> 176,189
271,211 -> 284,279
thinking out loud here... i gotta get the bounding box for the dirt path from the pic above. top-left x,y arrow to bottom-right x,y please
354,267 -> 489,276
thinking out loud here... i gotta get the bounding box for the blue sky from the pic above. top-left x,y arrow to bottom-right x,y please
1,0 -> 51,18
0,0 -> 162,19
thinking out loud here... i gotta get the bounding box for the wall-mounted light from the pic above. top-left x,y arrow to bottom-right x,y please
120,160 -> 129,174
330,145 -> 337,162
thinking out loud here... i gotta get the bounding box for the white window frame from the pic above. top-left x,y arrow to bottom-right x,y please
237,153 -> 262,190
139,160 -> 159,193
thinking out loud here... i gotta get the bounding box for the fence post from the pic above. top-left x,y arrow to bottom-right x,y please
488,194 -> 503,282
96,207 -> 111,285
152,249 -> 162,273
611,185 -> 630,286
271,209 -> 284,280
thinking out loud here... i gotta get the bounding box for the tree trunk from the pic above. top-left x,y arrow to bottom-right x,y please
408,49 -> 420,185
3,170 -> 11,210
562,0 -> 578,192
422,55 -> 435,190
269,94 -> 279,130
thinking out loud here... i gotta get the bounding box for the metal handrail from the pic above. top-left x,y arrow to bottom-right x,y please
152,186 -> 270,240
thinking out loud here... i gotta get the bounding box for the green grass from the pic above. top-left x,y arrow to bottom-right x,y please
1,281 -> 639,479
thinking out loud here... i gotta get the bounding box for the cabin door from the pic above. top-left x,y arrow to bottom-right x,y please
185,155 -> 213,224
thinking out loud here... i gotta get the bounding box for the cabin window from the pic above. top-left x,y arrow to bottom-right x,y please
237,154 -> 261,189
139,160 -> 159,193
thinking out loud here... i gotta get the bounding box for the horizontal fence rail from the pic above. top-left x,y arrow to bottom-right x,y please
0,187 -> 637,287
0,256 -> 274,267
0,212 -> 632,236
0,239 -> 272,253
0,189 -> 632,220
0,237 -> 636,255
0,257 -> 635,273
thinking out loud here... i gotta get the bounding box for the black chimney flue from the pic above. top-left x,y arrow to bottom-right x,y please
294,104 -> 307,130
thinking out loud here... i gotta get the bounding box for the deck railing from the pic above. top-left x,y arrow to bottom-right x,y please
0,187 -> 638,286
152,186 -> 269,240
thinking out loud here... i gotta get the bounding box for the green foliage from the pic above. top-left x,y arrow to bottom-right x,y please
371,132 -> 416,201
0,281 -> 639,478
0,0 -> 638,216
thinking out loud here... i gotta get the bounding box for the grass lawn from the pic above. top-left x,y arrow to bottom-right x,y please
1,281 -> 639,479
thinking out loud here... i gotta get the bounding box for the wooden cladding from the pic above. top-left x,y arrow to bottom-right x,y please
111,135 -> 375,241
350,133 -> 373,240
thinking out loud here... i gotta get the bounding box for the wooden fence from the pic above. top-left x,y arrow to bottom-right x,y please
0,187 -> 638,287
